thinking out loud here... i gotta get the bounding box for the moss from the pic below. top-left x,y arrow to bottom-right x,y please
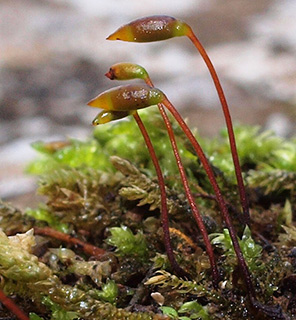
1,120 -> 296,319
210,226 -> 263,273
106,226 -> 148,260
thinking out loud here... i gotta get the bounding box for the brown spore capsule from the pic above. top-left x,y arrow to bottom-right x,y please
106,63 -> 148,81
87,85 -> 164,111
107,15 -> 190,42
92,110 -> 131,125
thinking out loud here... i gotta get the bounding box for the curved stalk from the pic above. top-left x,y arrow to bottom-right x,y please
133,112 -> 188,278
105,15 -> 287,316
103,64 -> 218,285
107,16 -> 250,226
161,96 -> 256,298
145,78 -> 219,287
185,28 -> 250,225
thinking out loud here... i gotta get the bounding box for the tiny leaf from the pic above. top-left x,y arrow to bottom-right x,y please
160,306 -> 178,319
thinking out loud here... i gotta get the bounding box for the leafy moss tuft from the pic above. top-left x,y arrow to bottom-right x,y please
210,226 -> 263,273
106,226 -> 148,259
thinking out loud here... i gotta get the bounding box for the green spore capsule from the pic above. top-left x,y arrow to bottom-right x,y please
92,110 -> 132,125
87,85 -> 164,111
105,62 -> 148,81
107,15 -> 190,42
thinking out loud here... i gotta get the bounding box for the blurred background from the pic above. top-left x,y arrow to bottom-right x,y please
1,0 -> 296,207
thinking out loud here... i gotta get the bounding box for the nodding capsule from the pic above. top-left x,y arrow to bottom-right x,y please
87,84 -> 164,111
92,110 -> 132,125
107,15 -> 190,43
105,63 -> 148,81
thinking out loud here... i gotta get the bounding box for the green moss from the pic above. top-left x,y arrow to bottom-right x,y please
27,139 -> 111,175
25,208 -> 69,233
93,280 -> 118,304
27,109 -> 198,189
1,119 -> 296,319
210,226 -> 263,273
41,296 -> 79,320
203,125 -> 296,176
106,226 -> 148,260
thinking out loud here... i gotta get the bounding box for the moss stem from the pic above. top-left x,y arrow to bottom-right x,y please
186,28 -> 250,226
145,78 -> 219,287
162,96 -> 256,298
133,112 -> 188,278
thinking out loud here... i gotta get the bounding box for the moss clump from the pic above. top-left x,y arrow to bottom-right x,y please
0,120 -> 295,319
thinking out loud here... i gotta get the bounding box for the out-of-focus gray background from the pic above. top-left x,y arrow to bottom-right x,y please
1,0 -> 296,207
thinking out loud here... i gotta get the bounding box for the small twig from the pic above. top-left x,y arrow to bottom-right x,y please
169,227 -> 199,252
0,289 -> 29,320
33,227 -> 106,258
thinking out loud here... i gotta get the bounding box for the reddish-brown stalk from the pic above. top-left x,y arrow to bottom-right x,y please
166,92 -> 284,316
132,112 -> 188,278
0,289 -> 29,320
105,17 -> 286,317
145,78 -> 219,287
185,28 -> 250,225
34,227 -> 106,258
161,96 -> 256,297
